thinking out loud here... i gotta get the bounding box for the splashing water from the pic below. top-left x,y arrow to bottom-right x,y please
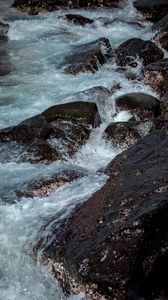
0,1 -> 159,299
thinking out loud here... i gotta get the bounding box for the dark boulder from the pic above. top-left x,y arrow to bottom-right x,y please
144,58 -> 168,97
42,101 -> 101,127
115,92 -> 161,120
0,101 -> 101,163
62,86 -> 111,119
134,0 -> 168,22
42,101 -> 101,157
0,115 -> 53,144
12,0 -> 120,14
40,130 -> 168,299
21,141 -> 60,164
63,14 -> 94,26
115,38 -> 164,67
0,115 -> 59,163
156,32 -> 168,51
62,38 -> 112,75
104,120 -> 154,150
153,14 -> 168,33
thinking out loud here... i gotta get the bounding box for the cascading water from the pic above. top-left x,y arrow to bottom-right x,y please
0,1 -> 159,299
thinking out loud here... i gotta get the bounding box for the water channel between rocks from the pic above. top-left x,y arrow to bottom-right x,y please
0,1 -> 160,299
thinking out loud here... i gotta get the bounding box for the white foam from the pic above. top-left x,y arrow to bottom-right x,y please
0,2 -> 163,299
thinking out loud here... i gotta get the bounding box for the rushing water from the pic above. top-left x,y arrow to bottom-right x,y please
0,1 -> 159,299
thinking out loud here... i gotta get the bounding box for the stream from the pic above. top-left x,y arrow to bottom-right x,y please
0,1 -> 158,299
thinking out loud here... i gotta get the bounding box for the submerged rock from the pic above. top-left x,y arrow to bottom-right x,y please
0,22 -> 9,42
115,92 -> 161,120
39,130 -> 168,300
0,101 -> 101,163
134,0 -> 168,22
63,38 -> 112,75
0,50 -> 12,76
17,168 -> 86,198
115,38 -> 164,67
144,58 -> 168,97
12,0 -> 120,14
63,14 -> 94,26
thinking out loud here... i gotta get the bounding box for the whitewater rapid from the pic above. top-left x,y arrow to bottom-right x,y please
0,1 -> 158,299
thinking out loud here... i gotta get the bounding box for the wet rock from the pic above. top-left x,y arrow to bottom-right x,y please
62,86 -> 111,120
17,168 -> 86,198
43,101 -> 101,157
160,92 -> 168,121
102,18 -> 144,29
154,32 -> 168,52
134,0 -> 168,22
150,118 -> 168,133
42,101 -> 101,127
63,14 -> 94,26
0,115 -> 53,144
115,38 -> 164,67
63,38 -> 112,75
144,58 -> 168,97
0,101 -> 101,163
105,122 -> 141,150
153,15 -> 168,51
125,71 -> 138,81
0,22 -> 9,42
40,130 -> 168,300
12,0 -> 120,14
153,14 -> 168,33
12,0 -> 61,14
115,92 -> 161,120
21,141 -> 60,164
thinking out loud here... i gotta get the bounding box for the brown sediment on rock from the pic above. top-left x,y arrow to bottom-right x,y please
144,58 -> 168,97
11,0 -> 120,15
104,121 -> 142,150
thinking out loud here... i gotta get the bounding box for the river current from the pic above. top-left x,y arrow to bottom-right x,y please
0,1 -> 159,299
